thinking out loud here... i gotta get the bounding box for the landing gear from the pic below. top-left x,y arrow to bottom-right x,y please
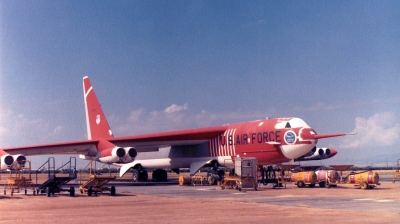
207,169 -> 223,185
132,168 -> 148,182
152,169 -> 168,182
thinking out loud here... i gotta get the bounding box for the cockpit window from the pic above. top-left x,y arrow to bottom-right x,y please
289,118 -> 310,128
274,118 -> 310,129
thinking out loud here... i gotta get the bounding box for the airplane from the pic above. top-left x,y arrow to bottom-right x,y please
0,76 -> 353,181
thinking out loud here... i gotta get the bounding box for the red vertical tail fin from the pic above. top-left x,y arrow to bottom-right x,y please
83,76 -> 114,140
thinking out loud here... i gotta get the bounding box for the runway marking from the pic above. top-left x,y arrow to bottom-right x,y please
196,188 -> 217,191
276,195 -> 304,198
353,198 -> 393,203
232,193 -> 247,195
376,200 -> 393,203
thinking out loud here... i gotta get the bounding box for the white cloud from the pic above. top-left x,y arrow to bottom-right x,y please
53,125 -> 64,135
0,107 -> 65,147
340,112 -> 400,148
112,105 -> 263,136
164,103 -> 188,113
129,108 -> 145,121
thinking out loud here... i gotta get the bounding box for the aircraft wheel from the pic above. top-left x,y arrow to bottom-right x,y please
132,169 -> 139,182
139,170 -> 148,181
88,187 -> 93,196
110,186 -> 116,196
319,182 -> 326,188
152,169 -> 168,182
297,181 -> 305,188
207,175 -> 217,185
70,187 -> 75,197
46,187 -> 51,197
360,182 -> 368,190
152,170 -> 159,181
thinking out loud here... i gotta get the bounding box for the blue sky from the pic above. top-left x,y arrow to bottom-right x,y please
1,1 -> 400,168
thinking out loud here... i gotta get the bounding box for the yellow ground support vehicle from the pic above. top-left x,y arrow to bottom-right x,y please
290,171 -> 317,188
221,157 -> 258,191
3,160 -> 35,196
346,171 -> 380,189
79,160 -> 116,196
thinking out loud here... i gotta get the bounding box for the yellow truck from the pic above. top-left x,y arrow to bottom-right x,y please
291,171 -> 317,188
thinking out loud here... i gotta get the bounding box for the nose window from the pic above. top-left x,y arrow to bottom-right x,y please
285,122 -> 291,128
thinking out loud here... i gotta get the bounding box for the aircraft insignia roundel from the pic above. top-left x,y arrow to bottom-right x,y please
284,131 -> 296,145
96,115 -> 101,124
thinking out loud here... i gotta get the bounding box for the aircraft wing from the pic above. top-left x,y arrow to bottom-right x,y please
0,126 -> 227,156
1,140 -> 99,156
108,126 -> 227,150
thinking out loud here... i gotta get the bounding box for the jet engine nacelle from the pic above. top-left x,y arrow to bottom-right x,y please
1,154 -> 26,170
1,154 -> 14,170
98,147 -> 137,164
295,148 -> 331,161
125,147 -> 137,160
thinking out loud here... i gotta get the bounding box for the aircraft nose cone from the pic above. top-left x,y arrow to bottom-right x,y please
299,128 -> 316,140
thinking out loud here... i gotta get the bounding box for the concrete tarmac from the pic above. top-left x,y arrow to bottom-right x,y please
1,177 -> 400,224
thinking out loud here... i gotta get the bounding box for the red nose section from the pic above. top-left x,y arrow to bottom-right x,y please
328,149 -> 337,158
300,128 -> 317,140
